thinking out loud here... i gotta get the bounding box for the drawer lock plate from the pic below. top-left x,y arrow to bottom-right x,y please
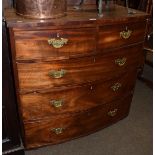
51,128 -> 65,135
108,109 -> 118,117
120,29 -> 132,39
50,100 -> 64,108
49,69 -> 67,79
48,38 -> 68,48
111,83 -> 122,91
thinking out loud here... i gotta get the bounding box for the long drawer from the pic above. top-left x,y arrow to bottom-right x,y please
24,95 -> 132,149
14,28 -> 96,60
17,44 -> 143,92
98,21 -> 146,50
20,70 -> 137,121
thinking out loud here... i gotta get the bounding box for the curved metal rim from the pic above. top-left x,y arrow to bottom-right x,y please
16,12 -> 67,19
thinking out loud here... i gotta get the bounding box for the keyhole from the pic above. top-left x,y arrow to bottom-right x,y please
125,26 -> 128,31
93,57 -> 96,63
90,86 -> 93,90
57,33 -> 60,38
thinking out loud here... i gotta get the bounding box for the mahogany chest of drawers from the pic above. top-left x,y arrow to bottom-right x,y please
5,5 -> 149,149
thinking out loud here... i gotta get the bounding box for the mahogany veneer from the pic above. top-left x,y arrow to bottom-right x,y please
98,21 -> 146,50
20,69 -> 137,121
15,28 -> 96,60
24,95 -> 132,148
5,5 -> 149,149
17,44 -> 143,91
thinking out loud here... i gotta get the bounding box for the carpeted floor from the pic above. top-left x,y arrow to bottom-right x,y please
26,65 -> 153,155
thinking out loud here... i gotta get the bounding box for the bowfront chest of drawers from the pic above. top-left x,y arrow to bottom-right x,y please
5,5 -> 149,149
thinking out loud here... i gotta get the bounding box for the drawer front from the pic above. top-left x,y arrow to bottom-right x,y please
24,95 -> 132,149
17,44 -> 143,92
20,70 -> 137,121
98,22 -> 146,50
14,28 -> 96,60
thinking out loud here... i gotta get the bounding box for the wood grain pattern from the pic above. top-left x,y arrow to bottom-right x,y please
14,21 -> 146,60
5,4 -> 148,150
20,69 -> 137,121
24,95 -> 132,149
98,21 -> 146,50
14,28 -> 96,60
17,44 -> 143,92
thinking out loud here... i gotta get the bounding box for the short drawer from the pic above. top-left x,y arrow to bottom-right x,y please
98,22 -> 146,50
17,44 -> 143,92
24,95 -> 132,149
20,70 -> 137,121
14,28 -> 96,60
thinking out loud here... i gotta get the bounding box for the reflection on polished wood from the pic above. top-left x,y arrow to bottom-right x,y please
4,5 -> 149,149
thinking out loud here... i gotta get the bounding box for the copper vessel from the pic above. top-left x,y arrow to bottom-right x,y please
15,0 -> 67,19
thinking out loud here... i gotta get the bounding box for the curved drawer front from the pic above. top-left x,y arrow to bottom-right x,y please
24,95 -> 132,149
17,44 -> 143,91
98,22 -> 146,50
20,70 -> 137,121
14,28 -> 96,60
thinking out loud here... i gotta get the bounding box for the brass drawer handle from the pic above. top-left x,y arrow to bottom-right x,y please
48,36 -> 68,48
111,83 -> 122,91
115,57 -> 127,66
51,128 -> 65,135
50,100 -> 63,108
49,69 -> 67,79
120,29 -> 132,39
108,109 -> 118,117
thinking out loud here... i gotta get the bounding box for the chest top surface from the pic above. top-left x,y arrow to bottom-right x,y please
4,5 -> 149,29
